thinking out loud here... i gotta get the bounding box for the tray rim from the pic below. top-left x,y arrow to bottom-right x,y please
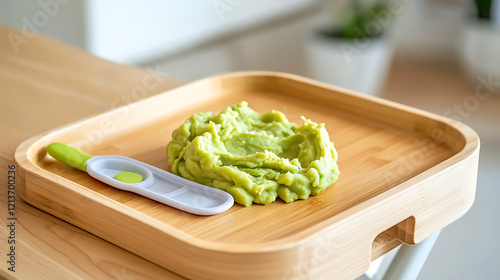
15,71 -> 480,254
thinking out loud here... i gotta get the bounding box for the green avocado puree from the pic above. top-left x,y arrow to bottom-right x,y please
167,102 -> 339,206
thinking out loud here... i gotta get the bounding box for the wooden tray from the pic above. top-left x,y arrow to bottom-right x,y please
15,72 -> 479,280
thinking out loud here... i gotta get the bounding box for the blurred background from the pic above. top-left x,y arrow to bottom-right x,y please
1,0 -> 499,279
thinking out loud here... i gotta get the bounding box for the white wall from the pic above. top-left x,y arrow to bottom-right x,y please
144,12 -> 320,82
0,0 -> 470,81
0,0 -> 312,65
141,0 -> 470,82
0,0 -> 86,49
85,0 -> 312,64
392,0 -> 465,58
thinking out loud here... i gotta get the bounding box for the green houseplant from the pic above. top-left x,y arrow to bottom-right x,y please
307,0 -> 395,96
461,0 -> 500,90
321,0 -> 390,39
474,0 -> 494,20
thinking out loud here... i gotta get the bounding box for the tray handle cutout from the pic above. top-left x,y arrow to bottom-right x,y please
371,216 -> 416,261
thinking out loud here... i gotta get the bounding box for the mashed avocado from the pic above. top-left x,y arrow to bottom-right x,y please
167,102 -> 339,206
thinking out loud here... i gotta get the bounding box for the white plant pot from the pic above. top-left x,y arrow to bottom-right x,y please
461,19 -> 500,89
306,33 -> 392,96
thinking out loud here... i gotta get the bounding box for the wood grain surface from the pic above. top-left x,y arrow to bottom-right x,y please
15,70 -> 480,280
0,25 -> 183,280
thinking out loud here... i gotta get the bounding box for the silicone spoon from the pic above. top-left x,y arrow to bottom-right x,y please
46,142 -> 234,215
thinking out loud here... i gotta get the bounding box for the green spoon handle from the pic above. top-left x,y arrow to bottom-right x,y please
46,142 -> 93,172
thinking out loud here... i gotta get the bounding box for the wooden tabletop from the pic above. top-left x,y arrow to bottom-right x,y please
0,25 -> 184,280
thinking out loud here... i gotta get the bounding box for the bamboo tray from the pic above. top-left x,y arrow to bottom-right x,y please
15,72 -> 479,280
